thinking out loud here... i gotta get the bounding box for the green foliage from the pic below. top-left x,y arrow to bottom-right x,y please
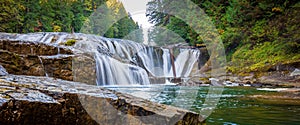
148,27 -> 186,46
146,0 -> 201,46
0,0 -> 143,42
230,41 -> 300,73
64,39 -> 77,46
146,0 -> 300,73
250,19 -> 267,43
0,0 -> 23,33
80,0 -> 143,41
53,25 -> 61,32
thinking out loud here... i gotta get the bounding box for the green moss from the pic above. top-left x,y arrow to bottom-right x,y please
64,39 -> 77,46
237,72 -> 251,77
228,41 -> 300,73
53,25 -> 61,32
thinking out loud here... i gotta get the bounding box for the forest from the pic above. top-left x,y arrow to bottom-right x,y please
146,0 -> 300,74
0,0 -> 143,42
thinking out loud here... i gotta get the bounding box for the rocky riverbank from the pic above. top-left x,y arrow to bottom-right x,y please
186,51 -> 299,88
186,70 -> 300,88
0,74 -> 204,125
0,32 -> 207,124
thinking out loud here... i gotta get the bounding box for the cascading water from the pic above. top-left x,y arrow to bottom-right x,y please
138,47 -> 200,78
94,53 -> 150,86
171,49 -> 200,78
1,32 -> 200,86
162,49 -> 172,77
73,35 -> 151,86
37,56 -> 49,77
137,47 -> 165,77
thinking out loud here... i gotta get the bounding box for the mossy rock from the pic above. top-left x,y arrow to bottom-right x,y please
64,39 -> 77,46
199,77 -> 210,84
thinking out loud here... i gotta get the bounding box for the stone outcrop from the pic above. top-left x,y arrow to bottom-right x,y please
72,54 -> 97,85
0,65 -> 8,76
0,40 -> 76,82
0,49 -> 74,81
0,75 -> 205,125
0,50 -> 45,76
0,35 -> 99,85
0,40 -> 72,56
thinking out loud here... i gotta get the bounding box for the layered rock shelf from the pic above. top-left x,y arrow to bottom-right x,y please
0,39 -> 97,84
0,39 -> 74,81
0,75 -> 205,125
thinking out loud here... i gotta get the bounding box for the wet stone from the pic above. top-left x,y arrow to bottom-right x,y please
0,75 -> 205,125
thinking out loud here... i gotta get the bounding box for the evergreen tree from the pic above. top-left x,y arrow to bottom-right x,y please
0,0 -> 143,43
0,0 -> 23,33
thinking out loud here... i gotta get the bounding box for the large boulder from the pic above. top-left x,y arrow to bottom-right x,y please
0,75 -> 205,125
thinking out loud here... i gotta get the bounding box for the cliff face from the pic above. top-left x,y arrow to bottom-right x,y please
0,39 -> 74,81
0,33 -> 97,85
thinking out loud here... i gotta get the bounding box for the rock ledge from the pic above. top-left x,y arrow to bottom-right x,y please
0,75 -> 204,125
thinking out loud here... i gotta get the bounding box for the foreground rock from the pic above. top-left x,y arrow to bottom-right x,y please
186,60 -> 300,87
0,65 -> 8,76
0,75 -> 205,125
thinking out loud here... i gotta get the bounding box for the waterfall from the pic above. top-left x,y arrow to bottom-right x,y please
138,47 -> 200,78
137,47 -> 165,77
162,49 -> 172,77
171,49 -> 200,78
94,54 -> 149,86
2,33 -> 200,86
38,56 -> 49,77
74,35 -> 151,86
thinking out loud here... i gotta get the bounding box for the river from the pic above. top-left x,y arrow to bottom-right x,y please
108,85 -> 300,125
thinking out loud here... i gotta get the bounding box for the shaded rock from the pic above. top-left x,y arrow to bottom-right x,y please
0,40 -> 72,56
0,50 -> 73,81
269,61 -> 300,72
149,77 -> 166,84
0,65 -> 8,76
72,54 -> 97,85
40,55 -> 74,81
250,83 -> 263,87
256,71 -> 300,87
198,47 -> 209,69
0,39 -> 75,81
0,50 -> 45,76
290,68 -> 300,76
0,75 -> 205,125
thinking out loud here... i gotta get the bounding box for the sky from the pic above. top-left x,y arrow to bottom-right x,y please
119,0 -> 153,28
119,0 -> 154,44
